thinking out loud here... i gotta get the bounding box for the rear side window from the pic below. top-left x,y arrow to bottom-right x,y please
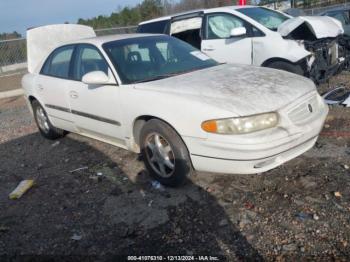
137,20 -> 169,34
41,45 -> 74,78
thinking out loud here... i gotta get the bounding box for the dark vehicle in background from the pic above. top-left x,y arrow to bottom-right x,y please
319,7 -> 350,36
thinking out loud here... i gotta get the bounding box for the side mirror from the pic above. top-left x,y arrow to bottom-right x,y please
82,71 -> 111,85
230,27 -> 247,37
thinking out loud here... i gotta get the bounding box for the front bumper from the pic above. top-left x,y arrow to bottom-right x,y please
188,136 -> 318,174
184,92 -> 328,175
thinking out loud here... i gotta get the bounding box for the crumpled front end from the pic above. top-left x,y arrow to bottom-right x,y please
304,37 -> 345,83
278,16 -> 347,83
338,34 -> 350,71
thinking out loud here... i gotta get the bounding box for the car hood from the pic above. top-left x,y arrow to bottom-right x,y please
135,64 -> 316,116
278,16 -> 344,39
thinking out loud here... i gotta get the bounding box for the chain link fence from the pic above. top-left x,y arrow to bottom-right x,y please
0,26 -> 137,75
304,1 -> 350,15
0,38 -> 27,73
95,25 -> 137,36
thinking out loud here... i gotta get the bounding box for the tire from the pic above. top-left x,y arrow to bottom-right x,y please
266,61 -> 304,76
32,100 -> 65,140
140,119 -> 192,187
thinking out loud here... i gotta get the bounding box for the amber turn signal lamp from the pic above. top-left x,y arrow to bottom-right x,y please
201,120 -> 217,133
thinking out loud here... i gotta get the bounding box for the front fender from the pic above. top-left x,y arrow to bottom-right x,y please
120,87 -> 235,145
253,36 -> 311,66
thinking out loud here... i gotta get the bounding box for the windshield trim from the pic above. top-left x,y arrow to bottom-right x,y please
132,63 -> 223,84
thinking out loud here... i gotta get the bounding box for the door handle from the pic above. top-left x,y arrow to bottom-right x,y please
70,91 -> 79,99
203,48 -> 215,51
37,84 -> 44,91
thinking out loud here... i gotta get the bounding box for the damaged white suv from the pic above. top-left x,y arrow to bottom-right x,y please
138,6 -> 346,83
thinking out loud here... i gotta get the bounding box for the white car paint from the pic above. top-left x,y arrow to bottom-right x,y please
27,24 -> 96,73
139,6 -> 344,70
278,16 -> 344,38
22,25 -> 329,175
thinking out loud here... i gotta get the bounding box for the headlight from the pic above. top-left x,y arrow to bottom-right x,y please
201,112 -> 279,134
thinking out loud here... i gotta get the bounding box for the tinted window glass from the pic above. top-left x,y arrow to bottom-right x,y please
252,26 -> 264,37
137,20 -> 169,34
42,46 -> 74,78
73,45 -> 109,81
238,7 -> 289,31
207,14 -> 245,39
103,35 -> 218,84
327,12 -> 350,25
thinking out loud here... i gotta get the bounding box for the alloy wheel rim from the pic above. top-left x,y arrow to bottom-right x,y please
36,107 -> 50,133
145,133 -> 175,178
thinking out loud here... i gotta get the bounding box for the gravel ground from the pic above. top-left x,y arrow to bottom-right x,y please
0,74 -> 349,261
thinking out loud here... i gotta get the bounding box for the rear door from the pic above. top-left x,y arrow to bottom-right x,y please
36,45 -> 76,132
67,44 -> 124,145
201,12 -> 253,64
169,13 -> 204,50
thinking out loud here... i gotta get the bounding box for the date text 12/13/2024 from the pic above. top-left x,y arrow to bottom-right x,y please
127,255 -> 220,261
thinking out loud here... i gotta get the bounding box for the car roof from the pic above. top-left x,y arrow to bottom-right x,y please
66,33 -> 162,45
138,5 -> 258,25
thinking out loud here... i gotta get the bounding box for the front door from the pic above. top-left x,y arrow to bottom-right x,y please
67,44 -> 124,145
201,13 -> 252,65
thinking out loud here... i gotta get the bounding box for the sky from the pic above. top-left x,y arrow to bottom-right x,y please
0,0 -> 143,36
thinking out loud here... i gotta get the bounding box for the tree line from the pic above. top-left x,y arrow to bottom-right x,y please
77,0 -> 349,30
77,0 -> 235,29
0,31 -> 22,41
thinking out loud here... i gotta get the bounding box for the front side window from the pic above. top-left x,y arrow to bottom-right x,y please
73,45 -> 109,81
207,14 -> 245,39
41,45 -> 74,78
237,7 -> 290,31
103,35 -> 218,84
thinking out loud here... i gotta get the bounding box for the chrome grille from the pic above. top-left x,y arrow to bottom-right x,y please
288,96 -> 319,125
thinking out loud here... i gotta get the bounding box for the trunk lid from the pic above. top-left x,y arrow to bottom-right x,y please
27,24 -> 96,74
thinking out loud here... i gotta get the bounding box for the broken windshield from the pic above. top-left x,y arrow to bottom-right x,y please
238,7 -> 290,31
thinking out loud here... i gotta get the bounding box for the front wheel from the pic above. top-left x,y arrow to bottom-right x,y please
32,100 -> 65,140
266,61 -> 304,76
140,119 -> 192,187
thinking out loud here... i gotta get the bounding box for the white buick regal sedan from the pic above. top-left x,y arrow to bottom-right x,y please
23,24 -> 328,186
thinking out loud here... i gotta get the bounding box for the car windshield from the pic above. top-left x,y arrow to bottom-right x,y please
103,35 -> 219,84
237,7 -> 290,31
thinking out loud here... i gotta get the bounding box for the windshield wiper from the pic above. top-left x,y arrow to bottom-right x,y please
133,74 -> 178,84
133,64 -> 223,84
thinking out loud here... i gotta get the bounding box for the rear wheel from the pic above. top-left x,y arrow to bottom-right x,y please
140,119 -> 192,187
32,100 -> 65,140
266,61 -> 304,76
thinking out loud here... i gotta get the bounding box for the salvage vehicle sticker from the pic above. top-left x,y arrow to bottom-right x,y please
191,51 -> 210,61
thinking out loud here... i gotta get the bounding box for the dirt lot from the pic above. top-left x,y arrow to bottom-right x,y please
0,73 -> 349,261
